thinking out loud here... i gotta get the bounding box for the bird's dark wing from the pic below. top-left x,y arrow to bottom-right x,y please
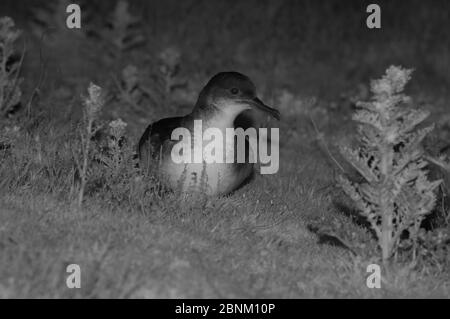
138,117 -> 184,170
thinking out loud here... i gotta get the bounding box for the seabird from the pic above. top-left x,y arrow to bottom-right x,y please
138,72 -> 280,196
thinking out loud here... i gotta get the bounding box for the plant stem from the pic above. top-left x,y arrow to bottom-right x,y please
77,117 -> 93,208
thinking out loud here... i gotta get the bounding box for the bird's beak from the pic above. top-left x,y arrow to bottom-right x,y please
248,97 -> 280,120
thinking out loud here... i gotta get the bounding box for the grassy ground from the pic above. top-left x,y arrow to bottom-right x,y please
1,0 -> 450,298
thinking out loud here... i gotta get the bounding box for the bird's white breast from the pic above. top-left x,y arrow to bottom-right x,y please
159,116 -> 253,196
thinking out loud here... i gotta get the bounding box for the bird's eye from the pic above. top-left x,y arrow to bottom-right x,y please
230,88 -> 239,95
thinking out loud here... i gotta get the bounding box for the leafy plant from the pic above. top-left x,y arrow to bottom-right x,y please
113,65 -> 145,111
158,47 -> 182,94
158,47 -> 191,109
339,66 -> 441,262
113,65 -> 161,117
85,118 -> 158,209
0,17 -> 24,117
73,83 -> 104,207
96,119 -> 128,175
112,49 -> 186,118
99,0 -> 145,63
415,227 -> 450,271
426,153 -> 450,174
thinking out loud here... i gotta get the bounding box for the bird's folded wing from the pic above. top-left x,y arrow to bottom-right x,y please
138,117 -> 185,167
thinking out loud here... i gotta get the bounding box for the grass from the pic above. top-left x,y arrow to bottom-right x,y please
1,0 -> 450,298
1,111 -> 449,298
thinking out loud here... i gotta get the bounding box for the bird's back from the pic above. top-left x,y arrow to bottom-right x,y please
138,116 -> 184,171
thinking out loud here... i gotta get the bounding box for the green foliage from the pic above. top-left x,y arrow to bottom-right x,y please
339,66 -> 441,261
0,17 -> 23,117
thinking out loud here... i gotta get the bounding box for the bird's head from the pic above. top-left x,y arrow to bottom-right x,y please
194,72 -> 280,120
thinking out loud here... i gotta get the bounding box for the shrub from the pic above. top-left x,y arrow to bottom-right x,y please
339,66 -> 441,262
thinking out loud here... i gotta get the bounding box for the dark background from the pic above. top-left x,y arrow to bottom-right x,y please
1,0 -> 449,100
